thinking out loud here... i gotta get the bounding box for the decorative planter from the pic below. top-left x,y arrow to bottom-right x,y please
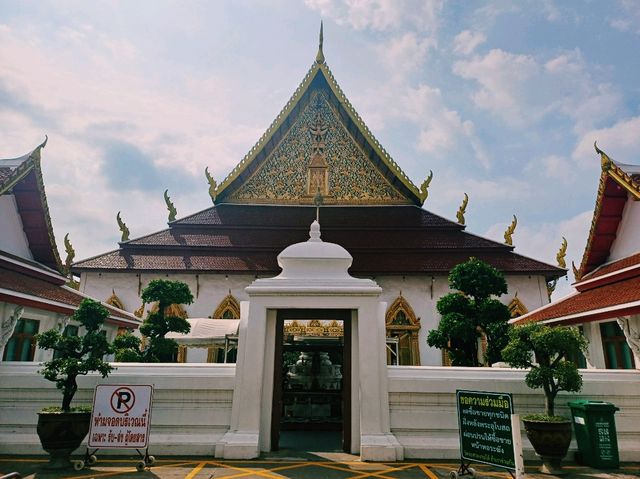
522,418 -> 572,475
37,411 -> 91,469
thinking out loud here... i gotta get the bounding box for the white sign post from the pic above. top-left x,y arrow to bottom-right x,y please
89,385 -> 154,450
511,414 -> 525,479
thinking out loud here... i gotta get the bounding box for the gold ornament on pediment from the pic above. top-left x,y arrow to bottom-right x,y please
507,293 -> 528,318
105,289 -> 126,311
212,293 -> 240,319
283,319 -> 344,337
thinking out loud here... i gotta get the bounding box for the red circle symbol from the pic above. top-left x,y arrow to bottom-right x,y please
110,387 -> 135,414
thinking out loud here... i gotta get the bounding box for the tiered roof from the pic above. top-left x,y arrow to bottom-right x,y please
73,30 -> 563,281
73,204 -> 563,279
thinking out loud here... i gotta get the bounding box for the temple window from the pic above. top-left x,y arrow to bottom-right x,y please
385,296 -> 421,366
2,318 -> 39,361
212,293 -> 240,319
600,321 -> 636,369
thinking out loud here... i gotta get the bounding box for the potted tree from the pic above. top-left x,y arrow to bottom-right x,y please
502,322 -> 587,475
35,299 -> 114,469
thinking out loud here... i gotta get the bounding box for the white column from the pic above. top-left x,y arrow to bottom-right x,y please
617,315 -> 640,369
358,300 -> 403,461
0,304 -> 23,361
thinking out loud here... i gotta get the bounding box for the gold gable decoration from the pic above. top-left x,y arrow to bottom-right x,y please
150,302 -> 188,319
227,90 -> 407,205
283,319 -> 344,337
508,294 -> 528,318
105,289 -> 126,311
212,293 -> 241,319
385,295 -> 421,366
215,32 -> 424,206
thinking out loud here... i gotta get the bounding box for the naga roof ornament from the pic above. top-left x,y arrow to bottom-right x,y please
556,237 -> 568,269
116,211 -> 130,241
164,189 -> 177,222
503,215 -> 517,246
205,167 -> 217,204
63,233 -> 75,275
456,193 -> 468,225
418,170 -> 433,203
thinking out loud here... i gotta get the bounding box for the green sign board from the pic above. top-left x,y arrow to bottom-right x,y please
456,390 -> 515,470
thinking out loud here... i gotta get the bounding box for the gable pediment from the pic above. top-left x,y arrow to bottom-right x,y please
216,63 -> 423,205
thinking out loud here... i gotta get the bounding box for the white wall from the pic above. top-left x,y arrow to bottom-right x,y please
0,195 -> 32,259
388,366 -> 640,461
81,272 -> 550,366
0,362 -> 235,455
609,196 -> 640,262
2,363 -> 638,461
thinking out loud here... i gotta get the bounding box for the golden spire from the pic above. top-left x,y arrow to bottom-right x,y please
556,237 -> 568,269
503,215 -> 517,246
164,189 -> 177,222
116,211 -> 130,241
594,141 -> 612,171
456,193 -> 468,225
316,21 -> 325,64
63,233 -> 75,275
419,170 -> 433,203
205,167 -> 217,205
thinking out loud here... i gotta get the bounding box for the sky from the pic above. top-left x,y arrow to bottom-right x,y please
2,0 -> 640,299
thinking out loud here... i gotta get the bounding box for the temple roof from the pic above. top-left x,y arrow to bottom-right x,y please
577,144 -> 640,278
73,204 -> 564,280
214,31 -> 426,206
0,138 -> 62,272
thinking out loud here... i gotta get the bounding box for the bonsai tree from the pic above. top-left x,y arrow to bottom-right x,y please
114,279 -> 193,362
502,322 -> 587,417
427,257 -> 511,366
36,299 -> 114,411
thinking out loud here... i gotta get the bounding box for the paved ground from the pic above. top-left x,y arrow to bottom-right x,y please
0,455 -> 638,479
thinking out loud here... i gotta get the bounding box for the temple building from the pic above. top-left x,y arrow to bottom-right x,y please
515,146 -> 640,370
72,30 -> 564,368
0,140 -> 139,362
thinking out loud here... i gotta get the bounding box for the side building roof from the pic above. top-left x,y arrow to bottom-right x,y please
0,138 -> 62,272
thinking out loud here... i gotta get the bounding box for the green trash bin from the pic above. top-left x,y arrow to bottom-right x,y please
568,400 -> 620,469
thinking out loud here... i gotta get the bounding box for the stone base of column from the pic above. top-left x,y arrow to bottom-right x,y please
360,433 -> 404,461
215,431 -> 260,459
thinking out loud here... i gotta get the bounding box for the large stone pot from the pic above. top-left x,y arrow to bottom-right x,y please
522,418 -> 572,475
37,411 -> 91,469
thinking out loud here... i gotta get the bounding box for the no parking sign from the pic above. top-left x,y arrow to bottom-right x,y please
89,385 -> 153,448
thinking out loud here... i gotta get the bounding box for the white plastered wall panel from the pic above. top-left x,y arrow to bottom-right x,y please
0,195 -> 32,259
608,196 -> 640,262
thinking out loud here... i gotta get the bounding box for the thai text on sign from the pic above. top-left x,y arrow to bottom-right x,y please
456,390 -> 515,470
89,384 -> 153,449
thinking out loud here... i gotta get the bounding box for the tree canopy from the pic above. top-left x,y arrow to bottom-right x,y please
502,322 -> 587,417
113,279 -> 193,362
36,299 -> 114,411
427,257 -> 511,366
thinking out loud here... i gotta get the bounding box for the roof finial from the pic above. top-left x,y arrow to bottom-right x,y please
316,20 -> 325,64
314,187 -> 324,222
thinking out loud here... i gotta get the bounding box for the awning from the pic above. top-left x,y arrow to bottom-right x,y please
166,318 -> 240,346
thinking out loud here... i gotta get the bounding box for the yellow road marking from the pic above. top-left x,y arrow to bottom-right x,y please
185,461 -> 207,479
316,461 -> 398,479
418,464 -> 439,479
206,460 -> 311,479
342,462 -> 417,479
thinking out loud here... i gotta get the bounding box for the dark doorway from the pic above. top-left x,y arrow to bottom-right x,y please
271,309 -> 351,453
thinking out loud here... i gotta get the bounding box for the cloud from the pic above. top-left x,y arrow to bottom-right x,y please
573,116 -> 640,165
377,32 -> 435,81
304,0 -> 444,33
453,48 -> 621,131
453,30 -> 486,56
609,0 -> 640,34
524,155 -> 574,184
